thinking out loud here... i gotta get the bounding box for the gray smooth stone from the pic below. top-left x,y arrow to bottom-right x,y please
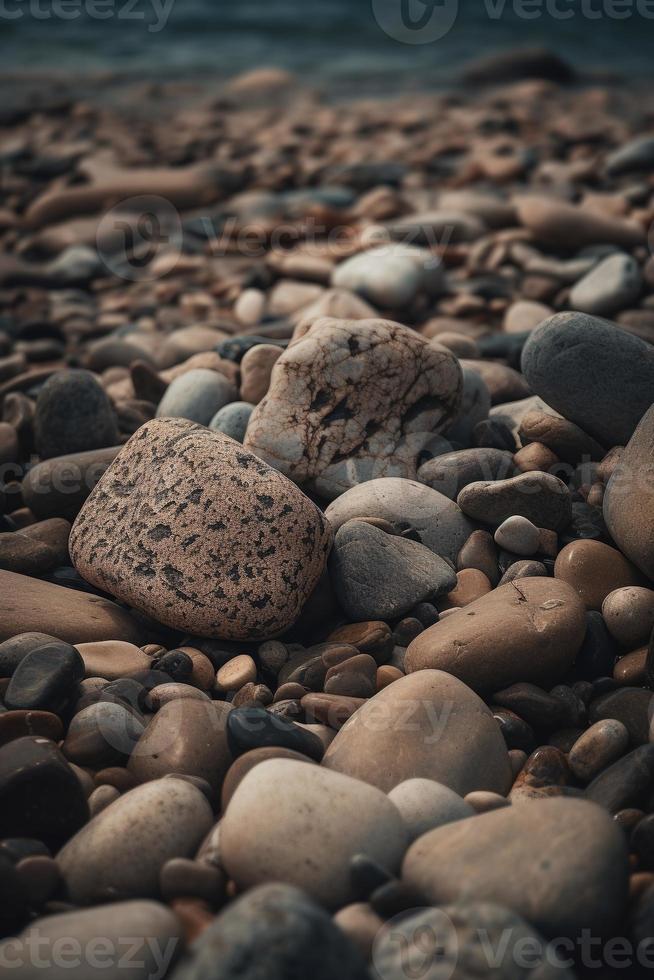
156,369 -> 237,425
457,472 -> 572,531
569,253 -> 642,317
418,448 -> 516,500
34,370 -> 119,460
606,135 -> 654,176
521,312 -> 654,447
209,401 -> 254,442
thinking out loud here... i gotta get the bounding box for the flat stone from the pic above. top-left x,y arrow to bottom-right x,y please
402,797 -> 628,938
387,778 -> 474,842
69,418 -> 332,640
325,478 -> 474,567
554,540 -> 642,611
156,369 -> 237,425
169,883 -> 368,980
521,312 -> 654,447
34,369 -> 119,460
418,448 -> 516,500
0,709 -> 63,746
57,778 -> 213,904
220,759 -> 408,908
603,405 -> 654,579
329,520 -> 456,621
569,253 -> 643,317
457,471 -> 572,531
406,578 -> 586,694
322,669 -> 512,796
0,571 -> 144,644
243,318 -> 461,500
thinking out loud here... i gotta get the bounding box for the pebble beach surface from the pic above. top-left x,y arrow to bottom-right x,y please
3,59 -> 654,979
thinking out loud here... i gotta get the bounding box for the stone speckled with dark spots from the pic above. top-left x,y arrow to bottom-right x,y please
69,418 -> 333,640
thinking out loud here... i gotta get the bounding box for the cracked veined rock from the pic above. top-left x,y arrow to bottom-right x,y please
243,317 -> 463,500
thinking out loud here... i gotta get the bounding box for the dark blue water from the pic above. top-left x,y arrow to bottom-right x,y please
2,0 -> 653,89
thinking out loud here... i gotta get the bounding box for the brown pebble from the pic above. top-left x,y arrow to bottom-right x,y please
457,529 -> 499,587
376,665 -> 403,691
301,692 -> 365,729
602,586 -> 654,649
0,709 -> 63,747
510,746 -> 572,802
333,903 -> 383,959
16,855 -> 61,907
215,654 -> 257,693
554,540 -> 643,611
509,749 -> 528,778
94,767 -> 138,792
320,643 -> 361,668
568,719 -> 630,783
327,621 -> 394,662
464,791 -> 511,813
160,857 -> 226,905
614,648 -> 648,686
441,568 -> 492,609
324,654 -> 377,698
179,647 -> 216,691
513,442 -> 560,474
88,784 -> 120,817
273,682 -> 309,703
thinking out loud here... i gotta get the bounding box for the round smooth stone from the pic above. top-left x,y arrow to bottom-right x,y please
614,647 -> 647,686
215,655 -> 257,693
34,369 -> 119,460
441,568 -> 491,608
75,641 -> 152,680
62,702 -> 145,767
586,744 -> 654,814
235,288 -> 266,327
568,720 -> 630,783
333,902 -> 383,959
208,401 -> 254,443
225,706 -> 324,762
602,587 -> 654,649
5,642 -> 84,713
589,687 -> 652,745
322,669 -> 512,796
57,778 -> 214,904
154,650 -> 193,682
387,778 -> 474,842
324,654 -> 377,699
0,632 -> 61,678
402,796 -> 628,938
88,784 -> 121,817
458,471 -> 571,531
569,252 -> 642,317
221,746 -> 317,810
554,540 -> 642,611
221,759 -> 408,908
494,515 -> 541,556
499,559 -> 547,585
156,369 -> 237,425
406,578 -> 586,694
160,857 -> 226,904
239,344 -> 282,403
145,683 -> 210,711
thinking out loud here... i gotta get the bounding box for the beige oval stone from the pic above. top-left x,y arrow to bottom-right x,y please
221,758 -> 408,908
76,641 -> 151,680
405,577 -> 586,694
402,796 -> 628,938
239,344 -> 282,403
322,669 -> 512,796
69,419 -> 332,640
554,540 -> 642,611
215,654 -> 257,693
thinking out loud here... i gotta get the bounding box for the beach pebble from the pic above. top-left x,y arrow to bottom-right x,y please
0,518 -> 71,576
322,669 -> 512,796
521,312 -> 654,447
331,244 -> 443,309
568,720 -> 630,782
494,515 -> 541,556
458,471 -> 572,531
457,529 -> 499,585
127,700 -> 232,793
21,445 -> 121,521
63,701 -> 145,767
443,568 -> 492,607
418,448 -> 516,500
75,640 -> 151,680
156,369 -> 237,425
585,744 -> 654,813
57,778 -> 213,904
602,587 -> 654,648
569,253 -> 642,317
589,687 -> 652,746
554,540 -> 642,611
606,135 -> 654,176
225,706 -> 324,761
518,410 -> 604,464
34,370 -> 118,459
0,736 -> 89,848
325,477 -> 474,567
235,288 -> 266,326
243,318 -> 461,499
239,344 -> 282,403
208,401 -> 254,442
515,195 -> 644,248
215,655 -> 257,693
387,778 -> 474,841
603,405 -> 654,579
69,419 -> 332,640
169,883 -> 367,980
402,797 -> 628,937
329,520 -> 456,621
5,640 -> 84,713
444,366 -> 490,444
220,759 -> 408,908
0,709 -> 63,746
406,577 -> 586,693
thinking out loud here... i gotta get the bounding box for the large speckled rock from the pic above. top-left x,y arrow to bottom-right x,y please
405,578 -> 586,694
69,419 -> 332,640
322,670 -> 512,796
604,404 -> 654,579
324,477 -> 474,566
402,797 -> 628,938
243,318 -> 462,500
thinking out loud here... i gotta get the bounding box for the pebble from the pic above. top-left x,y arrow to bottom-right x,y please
418,447 -> 516,500
329,520 -> 456,621
127,700 -> 232,794
57,777 -> 214,904
21,445 -> 121,521
569,720 -> 630,782
169,883 -> 368,980
225,706 -> 324,761
515,195 -> 644,248
406,577 -> 586,694
75,640 -> 151,680
34,370 -> 119,459
589,687 -> 652,745
585,745 -> 654,813
518,410 -> 604,464
243,318 -> 461,499
402,797 -> 628,938
0,736 -> 89,848
160,857 -> 226,904
442,568 -> 492,608
498,558 -> 548,585
387,778 -> 474,842
331,244 -> 443,309
569,252 -> 643,317
7,900 -> 182,979
324,653 -> 377,698
494,515 -> 541,556
464,790 -> 511,813
208,401 -> 254,442
221,746 -> 317,809
215,655 -> 257,693
614,646 -> 647,685
458,471 -> 572,531
444,366 -> 490,444
457,528 -> 499,585
221,759 -> 408,908
603,405 -> 654,579
602,587 -> 654,648
156,368 -> 237,425
239,344 -> 282,403
521,312 -> 654,447
69,418 -> 332,640
88,784 -> 120,816
606,135 -> 654,176
325,477 -> 474,567
5,641 -> 84,713
0,709 -> 63,746
0,518 -> 71,576
322,669 -> 512,796
554,539 -> 642,611
235,288 -> 266,327
63,701 -> 145,767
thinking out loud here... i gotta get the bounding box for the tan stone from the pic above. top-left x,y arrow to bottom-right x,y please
554,540 -> 642,611
215,654 -> 257,693
239,344 -> 282,403
76,640 -> 151,680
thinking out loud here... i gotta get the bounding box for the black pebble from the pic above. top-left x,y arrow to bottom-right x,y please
5,642 -> 84,713
226,707 -> 324,761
